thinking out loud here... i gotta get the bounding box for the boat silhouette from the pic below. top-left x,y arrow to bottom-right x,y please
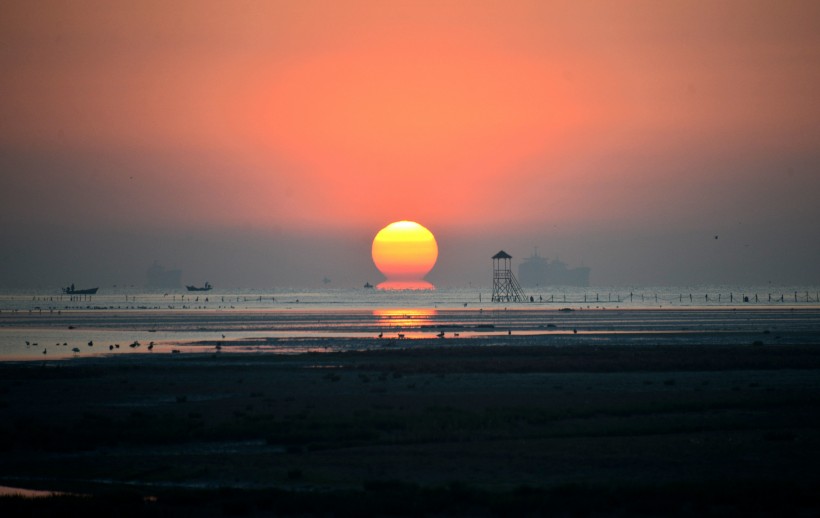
62,284 -> 98,295
186,282 -> 212,292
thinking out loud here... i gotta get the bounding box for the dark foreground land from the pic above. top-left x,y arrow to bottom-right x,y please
2,342 -> 820,516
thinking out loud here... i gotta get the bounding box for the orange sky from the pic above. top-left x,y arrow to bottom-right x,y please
1,1 -> 819,286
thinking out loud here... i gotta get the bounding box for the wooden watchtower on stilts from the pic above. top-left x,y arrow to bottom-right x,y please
491,250 -> 527,302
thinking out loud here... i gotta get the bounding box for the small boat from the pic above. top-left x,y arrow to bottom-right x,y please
186,282 -> 212,292
62,284 -> 98,295
363,282 -> 374,289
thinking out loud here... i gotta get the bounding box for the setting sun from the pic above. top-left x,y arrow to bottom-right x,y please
372,221 -> 438,289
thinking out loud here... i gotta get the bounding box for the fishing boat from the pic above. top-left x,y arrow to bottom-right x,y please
186,282 -> 212,292
62,284 -> 98,295
363,282 -> 374,289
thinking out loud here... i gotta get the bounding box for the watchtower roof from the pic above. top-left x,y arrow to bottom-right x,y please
493,250 -> 512,259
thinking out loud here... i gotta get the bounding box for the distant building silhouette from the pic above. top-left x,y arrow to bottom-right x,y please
145,261 -> 182,289
518,249 -> 590,287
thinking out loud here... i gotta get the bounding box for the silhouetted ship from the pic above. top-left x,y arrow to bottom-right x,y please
186,282 -> 212,292
363,282 -> 374,289
518,250 -> 590,287
62,284 -> 98,295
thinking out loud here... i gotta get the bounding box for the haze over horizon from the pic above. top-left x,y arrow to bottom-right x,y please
2,1 -> 819,289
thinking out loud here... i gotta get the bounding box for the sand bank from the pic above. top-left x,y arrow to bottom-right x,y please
2,342 -> 820,514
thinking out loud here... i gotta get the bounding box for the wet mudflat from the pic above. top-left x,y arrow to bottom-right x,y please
2,342 -> 820,515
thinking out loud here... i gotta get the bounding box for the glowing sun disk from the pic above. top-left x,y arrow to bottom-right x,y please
372,221 -> 438,287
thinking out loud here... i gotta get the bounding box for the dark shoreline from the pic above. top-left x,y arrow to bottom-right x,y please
3,343 -> 820,515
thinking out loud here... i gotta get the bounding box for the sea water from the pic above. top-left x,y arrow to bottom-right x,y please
1,285 -> 819,361
3,284 -> 820,311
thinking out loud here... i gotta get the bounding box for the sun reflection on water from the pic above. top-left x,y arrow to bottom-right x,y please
373,308 -> 437,329
375,280 -> 435,290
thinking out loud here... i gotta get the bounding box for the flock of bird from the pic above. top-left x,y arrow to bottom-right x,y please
26,327 -> 231,357
29,339 -> 155,356
27,325 -> 571,358
376,330 -> 461,340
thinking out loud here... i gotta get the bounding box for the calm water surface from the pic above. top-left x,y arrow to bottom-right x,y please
2,286 -> 819,360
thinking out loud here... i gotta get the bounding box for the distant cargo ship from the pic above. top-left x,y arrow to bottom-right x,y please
518,250 -> 590,287
186,282 -> 212,292
62,284 -> 98,295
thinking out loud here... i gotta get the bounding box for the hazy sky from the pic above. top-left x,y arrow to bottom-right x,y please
2,1 -> 819,288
